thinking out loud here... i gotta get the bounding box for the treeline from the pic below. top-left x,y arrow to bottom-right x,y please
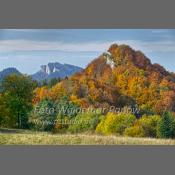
29,96 -> 175,138
0,74 -> 175,139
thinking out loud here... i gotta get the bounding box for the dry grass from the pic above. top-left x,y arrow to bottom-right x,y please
0,129 -> 175,145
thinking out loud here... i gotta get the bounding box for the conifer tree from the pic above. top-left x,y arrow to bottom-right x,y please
157,112 -> 175,138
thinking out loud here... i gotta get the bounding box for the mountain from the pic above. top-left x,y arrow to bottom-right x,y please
41,44 -> 175,115
31,62 -> 83,82
0,68 -> 21,81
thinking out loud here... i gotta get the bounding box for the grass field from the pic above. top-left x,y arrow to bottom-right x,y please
0,129 -> 175,145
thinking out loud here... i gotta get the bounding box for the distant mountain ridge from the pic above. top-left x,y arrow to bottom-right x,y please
0,68 -> 21,81
0,62 -> 83,82
31,62 -> 83,81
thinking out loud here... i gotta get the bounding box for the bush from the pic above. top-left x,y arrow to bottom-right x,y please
96,112 -> 136,135
124,125 -> 145,137
124,115 -> 161,138
68,111 -> 103,133
136,115 -> 161,137
157,112 -> 175,138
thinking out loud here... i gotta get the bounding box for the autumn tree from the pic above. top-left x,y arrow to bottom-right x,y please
33,86 -> 49,104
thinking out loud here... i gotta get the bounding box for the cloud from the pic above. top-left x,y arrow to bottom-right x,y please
0,39 -> 175,53
0,40 -> 113,52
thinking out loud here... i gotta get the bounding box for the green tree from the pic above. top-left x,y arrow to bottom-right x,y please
51,96 -> 80,132
0,94 -> 13,127
29,98 -> 56,131
157,112 -> 175,138
2,74 -> 35,128
56,96 -> 80,119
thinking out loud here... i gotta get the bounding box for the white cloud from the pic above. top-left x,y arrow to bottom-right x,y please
0,40 -> 114,52
0,39 -> 175,53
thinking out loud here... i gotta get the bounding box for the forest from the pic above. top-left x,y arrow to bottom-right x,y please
1,44 -> 175,140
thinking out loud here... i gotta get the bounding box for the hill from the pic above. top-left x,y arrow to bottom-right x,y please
0,68 -> 21,82
37,44 -> 175,116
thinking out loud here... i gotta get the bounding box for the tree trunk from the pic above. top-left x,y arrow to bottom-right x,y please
17,112 -> 20,128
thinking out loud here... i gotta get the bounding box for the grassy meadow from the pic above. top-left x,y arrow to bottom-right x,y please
0,129 -> 175,145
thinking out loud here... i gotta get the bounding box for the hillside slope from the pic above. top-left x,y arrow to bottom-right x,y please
34,44 -> 175,115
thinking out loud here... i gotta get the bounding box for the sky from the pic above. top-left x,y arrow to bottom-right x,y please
0,29 -> 175,74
